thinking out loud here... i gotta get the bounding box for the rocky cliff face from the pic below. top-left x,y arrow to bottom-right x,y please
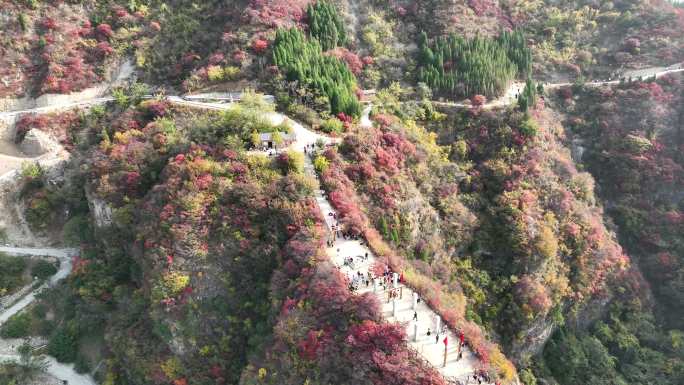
0,114 -> 17,141
509,314 -> 556,364
19,129 -> 59,156
85,188 -> 113,228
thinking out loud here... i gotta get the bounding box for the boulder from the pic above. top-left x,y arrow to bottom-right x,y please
19,129 -> 59,156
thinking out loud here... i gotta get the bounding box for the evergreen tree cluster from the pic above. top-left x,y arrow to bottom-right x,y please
273,28 -> 361,116
417,30 -> 532,98
518,78 -> 538,112
306,0 -> 347,51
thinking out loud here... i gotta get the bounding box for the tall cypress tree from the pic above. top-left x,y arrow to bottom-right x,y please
306,1 -> 347,51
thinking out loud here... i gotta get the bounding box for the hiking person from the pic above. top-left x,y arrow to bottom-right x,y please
413,311 -> 418,321
427,328 -> 431,336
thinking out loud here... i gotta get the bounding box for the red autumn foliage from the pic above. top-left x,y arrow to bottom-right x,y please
95,23 -> 114,40
252,38 -> 269,53
471,94 -> 487,106
209,365 -> 223,378
40,17 -> 58,31
195,173 -> 213,190
372,113 -> 395,128
144,101 -> 169,118
208,53 -> 225,65
515,276 -> 552,315
326,47 -> 364,75
95,41 -> 114,57
468,0 -> 498,16
125,171 -> 142,191
297,330 -> 322,360
232,49 -> 247,63
243,0 -> 310,29
336,112 -> 353,123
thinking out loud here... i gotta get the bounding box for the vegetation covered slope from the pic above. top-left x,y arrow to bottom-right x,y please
10,93 -> 443,385
554,74 -> 684,329
316,90 -> 683,384
0,0 -> 158,98
3,1 -> 684,385
5,1 -> 682,100
394,0 -> 684,79
530,73 -> 684,385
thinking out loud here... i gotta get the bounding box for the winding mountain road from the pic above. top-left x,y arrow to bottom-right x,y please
429,63 -> 684,109
0,246 -> 78,328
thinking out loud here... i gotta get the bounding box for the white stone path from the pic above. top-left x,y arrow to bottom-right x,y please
305,159 -> 487,385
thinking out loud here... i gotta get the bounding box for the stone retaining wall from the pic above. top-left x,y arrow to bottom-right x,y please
0,59 -> 133,113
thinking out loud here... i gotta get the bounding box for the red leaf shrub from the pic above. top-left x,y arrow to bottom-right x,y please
624,37 -> 640,53
232,49 -> 247,63
372,113 -> 395,128
208,53 -> 225,65
195,174 -> 213,190
336,112 -> 352,123
144,100 -> 169,118
471,94 -> 487,106
252,39 -> 269,53
243,0 -> 310,29
14,114 -> 54,143
95,41 -> 114,57
515,276 -> 552,315
40,17 -> 58,31
95,23 -> 114,40
468,0 -> 500,17
125,171 -> 141,187
326,47 -> 363,75
297,330 -> 321,360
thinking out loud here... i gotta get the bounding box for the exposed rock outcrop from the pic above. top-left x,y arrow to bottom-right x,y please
85,189 -> 113,228
0,114 -> 17,141
19,129 -> 59,156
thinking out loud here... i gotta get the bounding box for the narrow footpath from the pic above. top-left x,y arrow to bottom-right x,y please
301,148 -> 487,384
310,175 -> 485,384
